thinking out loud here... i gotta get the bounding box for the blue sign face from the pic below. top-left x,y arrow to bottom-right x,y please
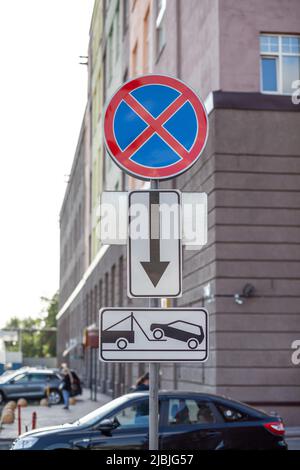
104,75 -> 208,180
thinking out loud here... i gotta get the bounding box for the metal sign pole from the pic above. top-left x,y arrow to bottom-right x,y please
149,179 -> 159,451
149,299 -> 159,450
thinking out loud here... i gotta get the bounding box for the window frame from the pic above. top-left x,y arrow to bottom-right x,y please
164,398 -> 221,429
155,0 -> 167,59
143,7 -> 150,73
111,398 -> 150,429
215,403 -> 250,423
28,373 -> 47,382
96,397 -> 162,432
156,0 -> 167,28
11,373 -> 29,384
260,33 -> 300,95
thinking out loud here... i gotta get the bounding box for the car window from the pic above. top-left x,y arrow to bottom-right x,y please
12,373 -> 29,384
168,399 -> 216,426
75,395 -> 135,427
168,321 -> 200,334
29,373 -> 46,382
111,400 -> 150,429
216,404 -> 247,422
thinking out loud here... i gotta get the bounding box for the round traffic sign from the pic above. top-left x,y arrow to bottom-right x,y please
104,74 -> 208,180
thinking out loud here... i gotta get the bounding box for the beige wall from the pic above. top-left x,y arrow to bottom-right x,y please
128,0 -> 154,189
151,0 -> 220,102
129,0 -> 153,77
219,0 -> 300,92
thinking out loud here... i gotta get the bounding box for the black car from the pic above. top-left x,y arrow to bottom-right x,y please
150,321 -> 204,349
10,391 -> 287,450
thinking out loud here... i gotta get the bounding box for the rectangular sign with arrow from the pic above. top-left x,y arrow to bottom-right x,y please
128,190 -> 182,298
99,308 -> 208,362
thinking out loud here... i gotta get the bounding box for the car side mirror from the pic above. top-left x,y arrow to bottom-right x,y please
9,379 -> 15,384
98,418 -> 118,435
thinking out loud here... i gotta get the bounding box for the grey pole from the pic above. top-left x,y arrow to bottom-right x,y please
149,179 -> 160,450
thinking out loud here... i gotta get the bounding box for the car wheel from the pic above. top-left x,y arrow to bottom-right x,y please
153,328 -> 164,340
187,338 -> 199,350
116,338 -> 128,350
0,391 -> 5,405
48,389 -> 62,405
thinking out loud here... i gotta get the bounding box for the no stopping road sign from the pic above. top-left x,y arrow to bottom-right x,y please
104,74 -> 208,180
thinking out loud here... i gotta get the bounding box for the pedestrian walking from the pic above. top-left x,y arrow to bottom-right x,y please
60,367 -> 73,410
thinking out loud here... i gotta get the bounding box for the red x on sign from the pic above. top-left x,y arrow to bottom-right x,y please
104,75 -> 208,180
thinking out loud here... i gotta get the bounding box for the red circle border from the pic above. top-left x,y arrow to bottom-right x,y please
104,75 -> 208,180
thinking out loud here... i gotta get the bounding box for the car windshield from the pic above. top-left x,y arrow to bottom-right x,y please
168,321 -> 200,334
73,395 -> 132,427
0,370 -> 25,383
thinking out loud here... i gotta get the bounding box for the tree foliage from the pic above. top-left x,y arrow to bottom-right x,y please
5,292 -> 58,358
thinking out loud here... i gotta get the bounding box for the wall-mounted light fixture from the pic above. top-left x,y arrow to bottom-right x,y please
203,283 -> 215,304
234,283 -> 255,305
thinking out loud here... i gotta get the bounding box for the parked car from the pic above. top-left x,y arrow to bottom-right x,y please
10,391 -> 287,450
0,368 -> 63,405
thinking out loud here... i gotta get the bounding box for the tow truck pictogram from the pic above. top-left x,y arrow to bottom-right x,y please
101,312 -> 167,350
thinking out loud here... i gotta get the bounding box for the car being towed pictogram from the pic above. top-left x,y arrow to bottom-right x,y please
150,320 -> 205,349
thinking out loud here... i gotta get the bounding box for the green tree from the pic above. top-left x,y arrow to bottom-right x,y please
40,292 -> 58,356
5,292 -> 58,358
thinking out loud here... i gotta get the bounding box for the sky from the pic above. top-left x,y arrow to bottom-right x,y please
0,0 -> 94,327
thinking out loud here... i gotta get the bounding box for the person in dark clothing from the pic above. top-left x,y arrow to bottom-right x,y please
61,368 -> 72,409
134,372 -> 149,391
132,372 -> 150,421
175,399 -> 190,424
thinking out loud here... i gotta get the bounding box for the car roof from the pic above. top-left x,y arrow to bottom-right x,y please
125,390 -> 268,416
127,390 -> 222,397
15,368 -> 57,375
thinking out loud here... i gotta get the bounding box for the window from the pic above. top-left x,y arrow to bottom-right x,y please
111,264 -> 116,306
217,404 -> 247,422
123,0 -> 129,34
156,0 -> 167,57
99,279 -> 103,309
29,374 -> 45,382
94,284 -> 98,322
88,234 -> 92,264
118,256 -> 123,305
132,41 -> 138,77
260,34 -> 300,94
143,8 -> 150,73
115,6 -> 120,61
12,373 -> 29,384
105,272 -> 109,306
168,399 -> 216,426
106,29 -> 113,86
111,400 -> 150,428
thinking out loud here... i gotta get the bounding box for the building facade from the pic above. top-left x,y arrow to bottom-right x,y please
58,0 -> 300,424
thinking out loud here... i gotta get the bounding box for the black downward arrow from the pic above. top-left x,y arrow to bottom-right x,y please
140,191 -> 170,287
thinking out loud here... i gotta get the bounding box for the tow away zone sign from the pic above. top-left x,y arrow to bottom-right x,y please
99,308 -> 208,362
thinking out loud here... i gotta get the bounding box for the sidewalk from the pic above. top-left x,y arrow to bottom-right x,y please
0,388 -> 111,445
